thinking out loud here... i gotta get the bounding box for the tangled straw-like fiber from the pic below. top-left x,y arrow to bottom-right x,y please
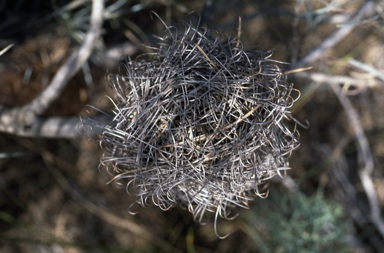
89,18 -> 300,236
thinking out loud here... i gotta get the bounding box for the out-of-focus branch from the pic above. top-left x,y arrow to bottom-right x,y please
322,140 -> 384,251
94,41 -> 139,68
294,1 -> 378,68
0,112 -> 109,138
293,71 -> 378,93
294,72 -> 360,86
18,138 -> 184,253
329,82 -> 384,239
0,44 -> 14,56
349,58 -> 384,82
0,0 -> 104,138
26,0 -> 104,117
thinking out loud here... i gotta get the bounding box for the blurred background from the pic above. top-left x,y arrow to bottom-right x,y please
1,0 -> 383,252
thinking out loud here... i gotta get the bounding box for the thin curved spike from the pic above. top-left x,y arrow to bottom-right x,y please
214,206 -> 230,239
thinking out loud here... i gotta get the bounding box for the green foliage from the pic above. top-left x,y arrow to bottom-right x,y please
243,189 -> 350,253
0,211 -> 16,224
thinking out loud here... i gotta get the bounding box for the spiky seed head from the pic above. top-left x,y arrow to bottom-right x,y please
88,18 -> 300,237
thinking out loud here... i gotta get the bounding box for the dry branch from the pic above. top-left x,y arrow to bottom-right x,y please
329,82 -> 384,239
18,138 -> 183,253
294,1 -> 378,68
0,0 -> 104,138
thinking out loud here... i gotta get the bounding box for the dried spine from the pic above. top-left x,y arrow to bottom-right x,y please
92,19 -> 301,236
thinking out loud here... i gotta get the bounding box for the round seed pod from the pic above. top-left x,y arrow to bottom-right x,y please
90,18 -> 300,237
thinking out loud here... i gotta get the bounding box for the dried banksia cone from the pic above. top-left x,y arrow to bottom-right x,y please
90,18 -> 300,236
